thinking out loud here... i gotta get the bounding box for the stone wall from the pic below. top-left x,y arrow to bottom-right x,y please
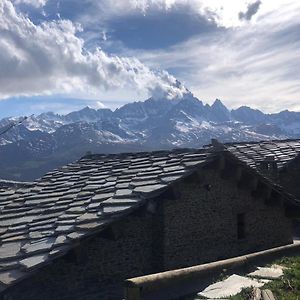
3,210 -> 162,300
279,155 -> 300,236
162,168 -> 293,270
279,155 -> 300,200
2,166 -> 293,299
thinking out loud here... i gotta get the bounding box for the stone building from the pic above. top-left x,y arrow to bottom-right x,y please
0,139 -> 299,299
226,139 -> 300,233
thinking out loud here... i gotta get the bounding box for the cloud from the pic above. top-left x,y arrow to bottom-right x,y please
0,96 -> 108,118
65,0 -> 254,30
6,0 -> 300,113
239,1 -> 262,21
0,0 -> 187,101
128,1 -> 300,113
13,0 -> 47,8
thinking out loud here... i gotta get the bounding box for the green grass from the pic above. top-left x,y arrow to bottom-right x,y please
263,256 -> 300,300
230,288 -> 252,300
230,256 -> 300,300
186,256 -> 300,300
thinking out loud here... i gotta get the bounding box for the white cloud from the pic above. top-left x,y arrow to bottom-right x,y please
4,0 -> 300,112
13,0 -> 47,8
0,0 -> 188,101
92,0 -> 263,28
128,1 -> 300,112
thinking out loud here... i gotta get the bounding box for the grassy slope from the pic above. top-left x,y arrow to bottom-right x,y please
231,256 -> 300,300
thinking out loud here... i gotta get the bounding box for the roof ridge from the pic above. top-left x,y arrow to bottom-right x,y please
223,138 -> 300,147
81,147 -> 208,161
0,179 -> 34,188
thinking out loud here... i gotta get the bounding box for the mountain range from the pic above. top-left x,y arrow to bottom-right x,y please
1,92 -> 299,181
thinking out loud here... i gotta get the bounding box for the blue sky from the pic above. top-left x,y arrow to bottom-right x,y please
1,0 -> 300,117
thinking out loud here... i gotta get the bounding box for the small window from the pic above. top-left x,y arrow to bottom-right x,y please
237,213 -> 246,240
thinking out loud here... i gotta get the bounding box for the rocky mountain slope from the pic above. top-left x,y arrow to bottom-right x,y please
0,93 -> 299,181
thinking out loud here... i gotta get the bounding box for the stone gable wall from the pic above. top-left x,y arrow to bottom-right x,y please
279,155 -> 300,200
162,168 -> 292,271
3,167 -> 293,300
279,155 -> 300,237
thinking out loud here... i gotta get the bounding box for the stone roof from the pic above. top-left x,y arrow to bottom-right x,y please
0,148 -> 213,291
0,180 -> 34,190
1,139 -> 300,291
225,139 -> 300,171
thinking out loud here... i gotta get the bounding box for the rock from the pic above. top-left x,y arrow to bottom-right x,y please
198,274 -> 268,299
248,265 -> 284,279
261,289 -> 276,300
251,287 -> 262,300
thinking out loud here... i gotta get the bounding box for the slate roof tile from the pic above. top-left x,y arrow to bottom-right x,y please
0,146 -> 244,289
134,184 -> 168,195
19,254 -> 49,271
0,269 -> 24,286
102,205 -> 134,215
22,238 -> 55,255
76,213 -> 99,224
226,139 -> 300,172
0,242 -> 23,261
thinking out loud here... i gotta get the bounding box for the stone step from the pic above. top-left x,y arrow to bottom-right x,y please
197,274 -> 269,299
261,289 -> 276,300
251,287 -> 262,300
248,265 -> 285,280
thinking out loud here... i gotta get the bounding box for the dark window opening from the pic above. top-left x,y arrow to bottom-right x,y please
237,213 -> 246,240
